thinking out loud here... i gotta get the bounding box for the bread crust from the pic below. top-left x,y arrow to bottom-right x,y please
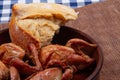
9,15 -> 40,52
12,3 -> 77,21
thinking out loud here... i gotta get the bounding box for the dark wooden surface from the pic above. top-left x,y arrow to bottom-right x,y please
66,0 -> 120,80
0,0 -> 120,80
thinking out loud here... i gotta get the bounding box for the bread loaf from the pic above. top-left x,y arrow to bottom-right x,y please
9,3 -> 78,52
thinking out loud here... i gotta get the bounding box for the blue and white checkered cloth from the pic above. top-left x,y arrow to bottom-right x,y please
0,0 -> 102,23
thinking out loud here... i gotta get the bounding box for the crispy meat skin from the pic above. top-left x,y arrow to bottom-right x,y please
0,61 -> 9,80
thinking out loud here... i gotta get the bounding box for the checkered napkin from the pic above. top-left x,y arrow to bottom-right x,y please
0,0 -> 101,23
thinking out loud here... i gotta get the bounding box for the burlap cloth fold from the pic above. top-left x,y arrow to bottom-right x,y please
66,0 -> 120,80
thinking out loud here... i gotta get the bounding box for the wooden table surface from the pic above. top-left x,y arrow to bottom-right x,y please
0,0 -> 120,80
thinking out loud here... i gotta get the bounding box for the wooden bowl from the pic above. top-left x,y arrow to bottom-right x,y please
0,25 -> 103,80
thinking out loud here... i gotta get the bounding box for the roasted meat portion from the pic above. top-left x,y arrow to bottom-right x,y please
0,38 -> 97,80
39,38 -> 96,80
39,44 -> 94,70
9,43 -> 42,76
0,43 -> 25,65
26,68 -> 62,80
10,66 -> 20,80
0,61 -> 9,80
66,38 -> 97,56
